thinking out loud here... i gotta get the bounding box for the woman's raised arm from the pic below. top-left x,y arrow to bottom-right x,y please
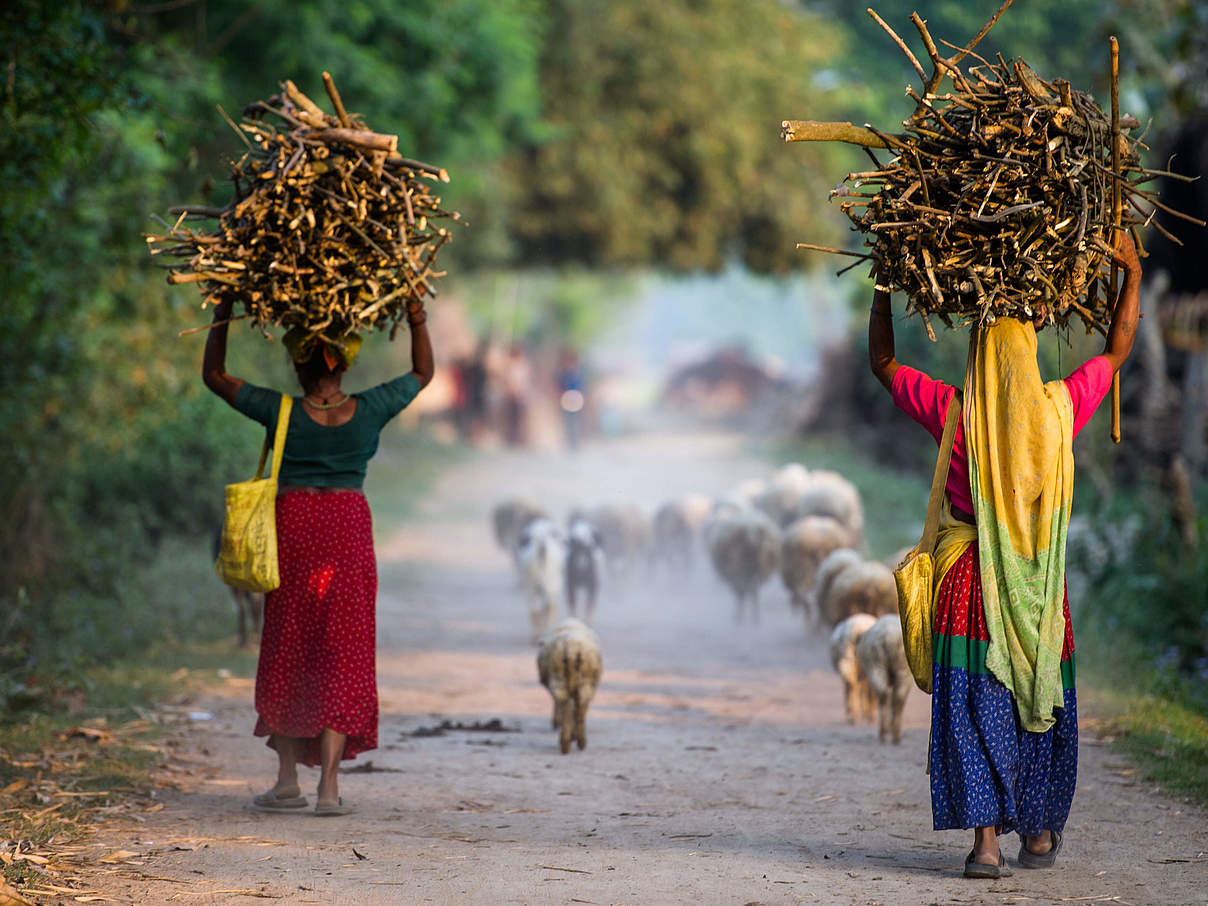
869,271 -> 900,392
407,300 -> 434,388
202,298 -> 245,406
1102,232 -> 1142,375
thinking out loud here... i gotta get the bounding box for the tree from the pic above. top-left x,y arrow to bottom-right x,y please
501,0 -> 853,274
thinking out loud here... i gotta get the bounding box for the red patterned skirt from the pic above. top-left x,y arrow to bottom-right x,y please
254,490 -> 378,767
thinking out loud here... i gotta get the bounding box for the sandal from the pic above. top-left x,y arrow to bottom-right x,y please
1018,830 -> 1062,869
963,849 -> 1013,879
252,787 -> 308,810
314,797 -> 355,817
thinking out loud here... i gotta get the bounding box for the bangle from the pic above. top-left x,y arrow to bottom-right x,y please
874,284 -> 892,293
407,312 -> 427,327
870,307 -> 892,318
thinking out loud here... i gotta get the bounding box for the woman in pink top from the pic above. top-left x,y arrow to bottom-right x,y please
868,233 -> 1141,878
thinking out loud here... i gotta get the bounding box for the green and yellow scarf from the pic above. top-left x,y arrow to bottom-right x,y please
965,318 -> 1074,733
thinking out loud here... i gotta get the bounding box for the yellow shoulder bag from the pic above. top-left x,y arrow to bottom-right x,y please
215,394 -> 293,593
894,391 -> 962,694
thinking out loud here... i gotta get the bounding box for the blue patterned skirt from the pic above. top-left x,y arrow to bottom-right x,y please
929,544 -> 1078,835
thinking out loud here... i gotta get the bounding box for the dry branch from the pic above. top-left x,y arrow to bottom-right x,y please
781,5 -> 1201,335
147,74 -> 459,342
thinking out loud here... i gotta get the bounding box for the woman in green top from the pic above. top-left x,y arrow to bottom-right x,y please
203,295 -> 432,816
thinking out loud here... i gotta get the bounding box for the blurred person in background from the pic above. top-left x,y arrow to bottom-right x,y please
557,348 -> 586,452
501,342 -> 532,447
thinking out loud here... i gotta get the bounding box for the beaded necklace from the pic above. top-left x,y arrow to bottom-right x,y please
304,393 -> 349,410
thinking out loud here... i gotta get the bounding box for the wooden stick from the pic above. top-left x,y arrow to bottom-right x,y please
795,242 -> 873,258
867,8 -> 926,82
309,128 -> 398,153
178,315 -> 249,336
1109,36 -> 1122,444
951,0 -> 1018,69
321,71 -> 352,127
283,79 -> 328,127
781,120 -> 891,148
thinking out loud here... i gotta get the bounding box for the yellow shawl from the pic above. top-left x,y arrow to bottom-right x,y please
964,318 -> 1074,733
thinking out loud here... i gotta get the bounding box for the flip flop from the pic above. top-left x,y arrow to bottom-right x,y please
963,849 -> 1013,879
252,788 -> 308,810
314,797 -> 355,817
1018,830 -> 1063,869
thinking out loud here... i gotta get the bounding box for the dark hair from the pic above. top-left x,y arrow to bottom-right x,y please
293,346 -> 345,391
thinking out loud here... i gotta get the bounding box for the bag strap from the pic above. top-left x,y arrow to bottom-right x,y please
919,390 -> 963,554
254,394 -> 294,481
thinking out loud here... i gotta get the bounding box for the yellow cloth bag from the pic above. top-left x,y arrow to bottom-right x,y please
215,394 -> 292,593
894,392 -> 962,693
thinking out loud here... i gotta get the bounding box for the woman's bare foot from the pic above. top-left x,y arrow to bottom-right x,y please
971,825 -> 1000,865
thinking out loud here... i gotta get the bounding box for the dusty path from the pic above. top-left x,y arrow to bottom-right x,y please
79,430 -> 1206,906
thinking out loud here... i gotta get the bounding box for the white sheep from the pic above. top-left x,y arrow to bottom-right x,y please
492,498 -> 549,561
829,613 -> 877,724
789,470 -> 865,548
652,494 -> 712,573
779,515 -> 855,617
809,547 -> 864,625
817,558 -> 898,629
706,508 -> 780,623
754,462 -> 811,527
536,618 -> 603,754
584,504 -> 652,577
516,518 -> 565,643
855,614 -> 911,745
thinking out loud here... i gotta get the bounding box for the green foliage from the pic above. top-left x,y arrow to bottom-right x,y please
1106,0 -> 1208,124
503,0 -> 854,273
1070,505 -> 1208,679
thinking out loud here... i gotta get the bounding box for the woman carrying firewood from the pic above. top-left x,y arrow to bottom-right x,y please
868,231 -> 1141,878
202,295 -> 433,816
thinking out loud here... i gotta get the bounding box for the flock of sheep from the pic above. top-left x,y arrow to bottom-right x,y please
491,462 -> 917,753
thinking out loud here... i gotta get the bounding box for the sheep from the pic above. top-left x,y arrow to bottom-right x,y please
492,498 -> 549,562
584,504 -> 652,577
516,518 -> 565,643
565,517 -> 606,623
536,618 -> 603,754
706,508 -> 780,623
652,494 -> 712,573
754,462 -> 811,527
808,547 -> 864,628
829,613 -> 877,724
779,515 -> 855,617
817,558 -> 898,629
855,614 -> 912,745
789,470 -> 865,548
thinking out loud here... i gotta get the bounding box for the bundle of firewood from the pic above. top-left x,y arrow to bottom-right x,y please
147,73 -> 458,340
783,4 -> 1201,336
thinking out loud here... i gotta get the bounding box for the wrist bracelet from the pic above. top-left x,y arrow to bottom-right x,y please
870,307 -> 892,318
407,312 -> 427,327
874,284 -> 892,293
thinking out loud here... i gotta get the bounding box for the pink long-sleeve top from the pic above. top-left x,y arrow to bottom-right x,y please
890,356 -> 1114,515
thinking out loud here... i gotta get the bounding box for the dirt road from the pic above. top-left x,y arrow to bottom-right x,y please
79,430 -> 1206,906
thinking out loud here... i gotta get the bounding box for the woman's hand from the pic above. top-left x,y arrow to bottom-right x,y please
1111,229 -> 1141,277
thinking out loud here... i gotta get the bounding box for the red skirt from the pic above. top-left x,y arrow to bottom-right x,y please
254,490 -> 378,767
